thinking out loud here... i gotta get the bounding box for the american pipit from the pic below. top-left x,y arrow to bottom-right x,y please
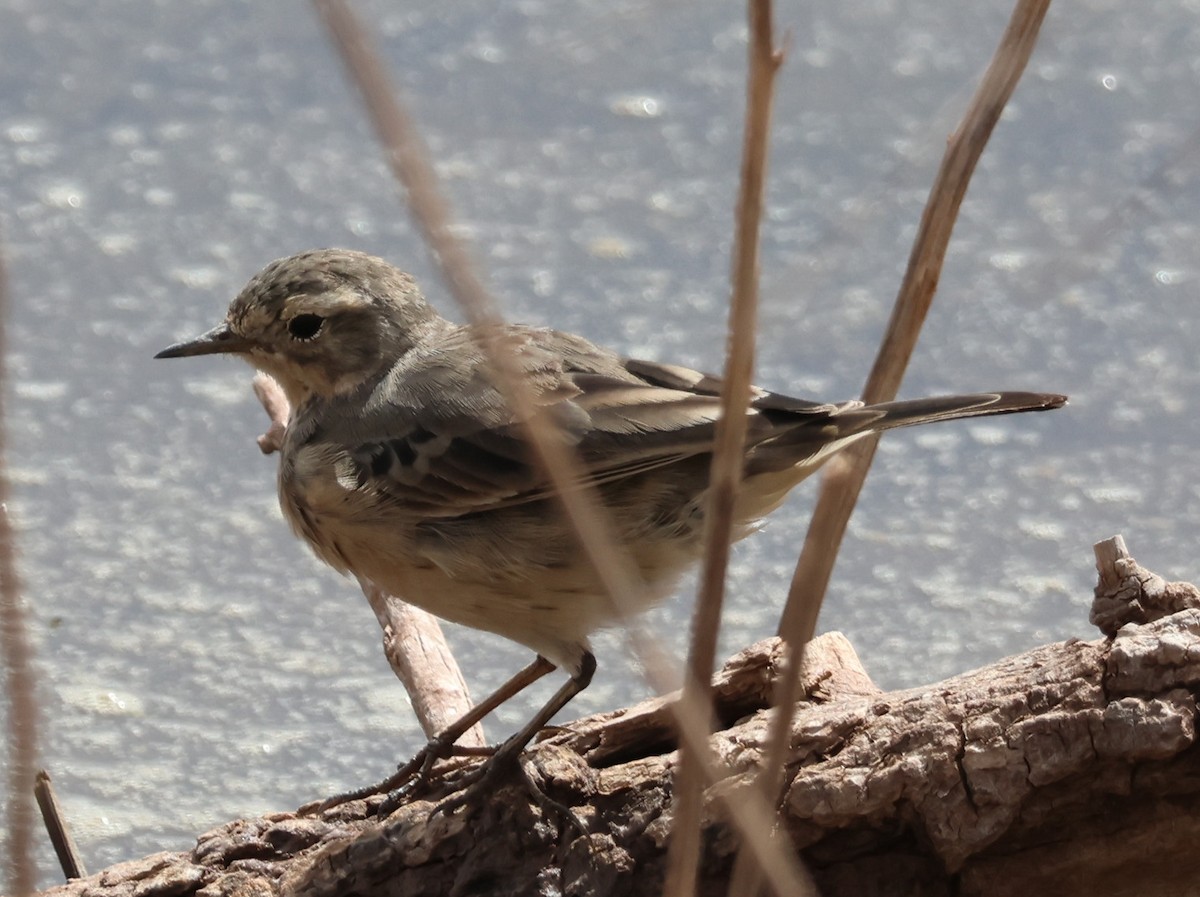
157,248 -> 1065,793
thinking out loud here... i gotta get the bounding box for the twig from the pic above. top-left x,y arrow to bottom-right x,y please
34,770 -> 85,881
357,578 -> 484,745
0,240 -> 38,896
665,1 -> 791,894
252,372 -> 484,747
736,1 -> 1053,894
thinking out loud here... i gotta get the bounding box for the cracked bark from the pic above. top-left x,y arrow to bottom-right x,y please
34,536 -> 1200,897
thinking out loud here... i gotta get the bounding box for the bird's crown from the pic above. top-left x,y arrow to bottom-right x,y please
158,249 -> 447,405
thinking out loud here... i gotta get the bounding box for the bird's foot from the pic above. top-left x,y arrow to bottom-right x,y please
429,743 -> 587,838
307,734 -> 494,816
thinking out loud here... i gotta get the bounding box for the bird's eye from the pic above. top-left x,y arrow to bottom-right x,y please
287,313 -> 324,341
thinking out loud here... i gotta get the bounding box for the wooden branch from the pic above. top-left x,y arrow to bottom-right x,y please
33,536 -> 1200,897
1091,533 -> 1200,636
34,771 -> 86,882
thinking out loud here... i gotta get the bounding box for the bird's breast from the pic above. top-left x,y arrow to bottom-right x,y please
277,439 -> 416,575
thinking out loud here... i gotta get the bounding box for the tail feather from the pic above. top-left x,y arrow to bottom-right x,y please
744,390 -> 1065,483
857,391 -> 1067,435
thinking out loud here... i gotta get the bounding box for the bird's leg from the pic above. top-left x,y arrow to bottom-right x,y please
409,654 -> 559,776
430,651 -> 597,825
315,655 -> 556,812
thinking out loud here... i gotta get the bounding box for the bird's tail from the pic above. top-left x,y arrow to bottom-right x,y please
736,391 -> 1065,520
854,391 -> 1067,434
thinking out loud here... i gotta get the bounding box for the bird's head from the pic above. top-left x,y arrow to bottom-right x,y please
156,249 -> 445,406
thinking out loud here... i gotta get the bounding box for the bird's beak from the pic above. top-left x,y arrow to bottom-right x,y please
154,324 -> 254,359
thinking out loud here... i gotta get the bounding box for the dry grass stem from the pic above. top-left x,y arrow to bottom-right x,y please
778,0 -> 1052,639
312,1 -> 812,892
310,0 -> 652,665
734,2 -> 1053,893
0,244 -> 38,895
666,0 -> 790,893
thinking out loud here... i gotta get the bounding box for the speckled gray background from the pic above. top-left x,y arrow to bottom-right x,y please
2,0 -> 1198,886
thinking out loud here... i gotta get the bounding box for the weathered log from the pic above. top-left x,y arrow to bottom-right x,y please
34,537 -> 1200,897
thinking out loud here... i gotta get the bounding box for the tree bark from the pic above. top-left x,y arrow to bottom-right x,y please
34,536 -> 1200,897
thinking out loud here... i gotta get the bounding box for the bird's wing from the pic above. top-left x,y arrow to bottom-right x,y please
319,325 -> 847,518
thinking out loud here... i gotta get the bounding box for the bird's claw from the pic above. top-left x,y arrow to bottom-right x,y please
428,747 -> 587,839
310,735 -> 495,816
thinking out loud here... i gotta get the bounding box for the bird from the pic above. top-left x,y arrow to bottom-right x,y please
156,248 -> 1065,798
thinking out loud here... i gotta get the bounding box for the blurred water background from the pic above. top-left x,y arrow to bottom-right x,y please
2,0 -> 1198,886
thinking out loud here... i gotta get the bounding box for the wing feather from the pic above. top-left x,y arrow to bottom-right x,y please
320,326 -> 787,517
